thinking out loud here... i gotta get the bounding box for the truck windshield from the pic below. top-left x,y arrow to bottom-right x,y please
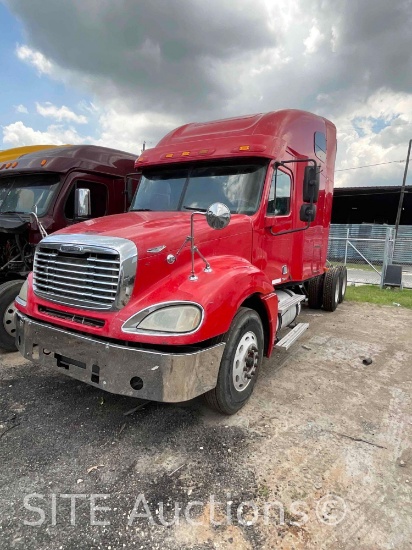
130,160 -> 268,215
0,173 -> 61,216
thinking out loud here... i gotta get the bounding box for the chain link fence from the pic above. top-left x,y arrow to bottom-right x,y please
328,224 -> 412,288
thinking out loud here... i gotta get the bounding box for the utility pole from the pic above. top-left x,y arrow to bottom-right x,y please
395,139 -> 412,237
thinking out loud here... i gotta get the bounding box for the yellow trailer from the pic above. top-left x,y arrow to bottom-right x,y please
0,145 -> 61,163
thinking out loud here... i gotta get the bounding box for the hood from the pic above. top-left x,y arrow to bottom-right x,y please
0,214 -> 29,234
54,211 -> 253,259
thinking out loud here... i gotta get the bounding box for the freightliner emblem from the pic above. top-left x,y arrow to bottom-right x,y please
60,244 -> 85,253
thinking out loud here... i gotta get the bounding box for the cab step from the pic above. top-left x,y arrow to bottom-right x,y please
278,295 -> 306,315
276,322 -> 309,351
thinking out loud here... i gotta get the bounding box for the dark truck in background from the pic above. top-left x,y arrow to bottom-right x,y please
0,145 -> 137,350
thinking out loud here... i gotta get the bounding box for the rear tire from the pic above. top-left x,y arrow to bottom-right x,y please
204,307 -> 264,415
338,266 -> 347,303
0,280 -> 23,352
323,268 -> 340,312
307,274 -> 325,309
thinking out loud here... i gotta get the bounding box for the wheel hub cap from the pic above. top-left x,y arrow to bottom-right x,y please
232,331 -> 259,392
4,300 -> 17,338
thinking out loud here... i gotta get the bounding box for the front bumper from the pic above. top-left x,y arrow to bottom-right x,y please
15,312 -> 225,403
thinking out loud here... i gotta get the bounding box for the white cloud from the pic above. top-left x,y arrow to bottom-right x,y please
36,102 -> 88,124
93,105 -> 180,153
328,89 -> 412,187
15,104 -> 28,114
2,121 -> 90,147
16,44 -> 53,75
6,0 -> 412,188
304,25 -> 325,55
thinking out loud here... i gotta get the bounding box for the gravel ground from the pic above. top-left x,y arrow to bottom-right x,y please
0,301 -> 411,549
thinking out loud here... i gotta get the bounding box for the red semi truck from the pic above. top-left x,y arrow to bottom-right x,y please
15,110 -> 346,414
0,145 -> 137,350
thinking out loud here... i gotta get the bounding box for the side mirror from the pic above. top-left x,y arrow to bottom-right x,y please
206,202 -> 231,230
300,203 -> 317,222
75,188 -> 91,219
303,165 -> 320,203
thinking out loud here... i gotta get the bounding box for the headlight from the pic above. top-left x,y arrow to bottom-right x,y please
16,279 -> 29,305
122,303 -> 203,334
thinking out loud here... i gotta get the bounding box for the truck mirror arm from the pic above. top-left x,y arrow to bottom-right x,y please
269,158 -> 318,236
167,211 -> 212,280
29,211 -> 48,239
277,158 -> 318,170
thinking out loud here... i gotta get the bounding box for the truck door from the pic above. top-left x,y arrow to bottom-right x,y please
262,165 -> 295,284
52,171 -> 125,232
64,180 -> 108,222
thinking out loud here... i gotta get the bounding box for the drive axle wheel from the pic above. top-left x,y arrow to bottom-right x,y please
0,280 -> 23,352
323,267 -> 340,312
204,307 -> 264,415
307,274 -> 325,309
338,266 -> 347,303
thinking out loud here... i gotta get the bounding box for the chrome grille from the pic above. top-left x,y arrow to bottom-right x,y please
33,246 -> 121,310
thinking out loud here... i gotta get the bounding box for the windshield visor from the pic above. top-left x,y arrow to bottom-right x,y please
0,173 -> 60,216
130,160 -> 268,215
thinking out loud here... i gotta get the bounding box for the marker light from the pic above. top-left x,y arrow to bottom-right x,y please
5,163 -> 11,168
41,159 -> 47,166
231,144 -> 267,153
181,151 -> 190,156
12,162 -> 18,168
165,153 -> 174,158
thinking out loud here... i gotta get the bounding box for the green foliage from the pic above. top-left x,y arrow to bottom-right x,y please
346,285 -> 412,309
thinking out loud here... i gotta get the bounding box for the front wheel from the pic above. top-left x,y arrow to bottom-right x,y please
204,307 -> 264,415
0,280 -> 23,351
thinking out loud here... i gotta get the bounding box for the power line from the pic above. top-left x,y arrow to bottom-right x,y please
336,190 -> 412,197
336,160 -> 406,172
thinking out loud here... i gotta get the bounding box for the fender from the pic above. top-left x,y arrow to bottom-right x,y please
115,254 -> 276,345
18,258 -> 277,348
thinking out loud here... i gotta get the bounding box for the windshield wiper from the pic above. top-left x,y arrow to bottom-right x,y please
131,208 -> 152,211
0,211 -> 26,215
183,206 -> 207,212
0,211 -> 27,223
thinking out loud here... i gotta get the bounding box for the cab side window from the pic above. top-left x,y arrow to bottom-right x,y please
65,180 -> 108,220
267,170 -> 291,216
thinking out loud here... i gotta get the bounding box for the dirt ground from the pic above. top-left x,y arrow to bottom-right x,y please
0,301 -> 411,550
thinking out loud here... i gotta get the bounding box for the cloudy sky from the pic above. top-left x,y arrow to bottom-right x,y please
1,0 -> 412,187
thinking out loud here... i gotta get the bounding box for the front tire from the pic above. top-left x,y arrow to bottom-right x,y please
0,280 -> 23,352
204,307 -> 264,415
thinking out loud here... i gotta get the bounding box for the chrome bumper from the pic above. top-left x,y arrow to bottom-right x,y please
15,312 -> 225,403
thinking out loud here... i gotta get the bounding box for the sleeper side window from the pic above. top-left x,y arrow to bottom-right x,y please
314,131 -> 327,162
267,169 -> 291,216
